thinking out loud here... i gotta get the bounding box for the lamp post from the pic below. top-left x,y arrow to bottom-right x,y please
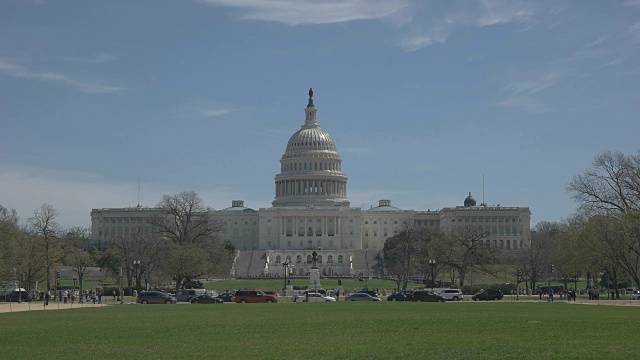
282,261 -> 289,291
428,260 -> 436,291
133,260 -> 140,293
72,275 -> 77,290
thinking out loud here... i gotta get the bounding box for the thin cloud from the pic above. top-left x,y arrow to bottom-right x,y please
398,0 -> 535,51
55,52 -> 118,64
196,0 -> 407,26
0,59 -> 123,94
630,22 -> 640,42
496,96 -> 550,113
505,72 -> 562,95
202,109 -> 234,117
585,35 -> 610,47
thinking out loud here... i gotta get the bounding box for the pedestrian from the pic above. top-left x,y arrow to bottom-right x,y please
113,290 -> 116,302
549,288 -> 554,302
44,291 -> 50,306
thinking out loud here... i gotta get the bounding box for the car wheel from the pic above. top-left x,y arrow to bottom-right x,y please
266,299 -> 273,303
191,300 -> 197,304
494,297 -> 499,301
416,299 -> 422,302
439,299 -> 445,302
473,298 -> 478,301
240,299 -> 247,303
142,300 -> 148,304
166,300 -> 172,304
453,296 -> 459,301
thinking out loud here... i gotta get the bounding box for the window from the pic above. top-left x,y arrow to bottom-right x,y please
307,255 -> 312,263
338,255 -> 344,263
286,255 -> 292,263
296,255 -> 302,263
317,255 -> 323,264
275,255 -> 281,264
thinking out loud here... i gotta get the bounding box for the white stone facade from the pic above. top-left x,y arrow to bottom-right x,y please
90,91 -> 531,275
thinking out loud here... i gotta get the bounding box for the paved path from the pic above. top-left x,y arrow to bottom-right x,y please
0,301 -> 111,313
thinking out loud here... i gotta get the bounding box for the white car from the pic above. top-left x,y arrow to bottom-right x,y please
625,288 -> 639,295
439,289 -> 464,301
293,292 -> 336,302
632,293 -> 640,300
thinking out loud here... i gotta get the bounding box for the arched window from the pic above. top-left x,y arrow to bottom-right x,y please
286,255 -> 292,263
317,255 -> 323,263
338,255 -> 344,263
296,255 -> 302,263
307,255 -> 312,263
327,255 -> 334,263
275,255 -> 281,264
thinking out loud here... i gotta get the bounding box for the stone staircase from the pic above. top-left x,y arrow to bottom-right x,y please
234,251 -> 267,277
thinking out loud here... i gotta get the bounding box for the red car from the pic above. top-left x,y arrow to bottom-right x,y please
234,290 -> 277,303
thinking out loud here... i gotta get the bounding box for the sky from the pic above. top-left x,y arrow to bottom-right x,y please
1,0 -> 639,229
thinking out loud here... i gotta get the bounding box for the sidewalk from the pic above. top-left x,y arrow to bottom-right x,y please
0,301 -> 110,313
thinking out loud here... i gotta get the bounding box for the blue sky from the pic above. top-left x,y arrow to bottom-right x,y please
1,0 -> 639,229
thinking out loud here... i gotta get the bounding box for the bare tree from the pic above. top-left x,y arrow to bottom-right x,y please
0,205 -> 19,281
431,226 -> 497,289
149,191 -> 227,289
382,224 -> 431,291
149,191 -> 223,245
28,203 -> 62,291
567,150 -> 640,215
63,227 -> 95,295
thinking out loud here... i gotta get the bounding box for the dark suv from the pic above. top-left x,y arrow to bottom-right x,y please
387,291 -> 413,301
411,290 -> 445,302
472,289 -> 503,301
136,291 -> 177,304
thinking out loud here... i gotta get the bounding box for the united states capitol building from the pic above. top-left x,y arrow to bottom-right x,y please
91,90 -> 531,278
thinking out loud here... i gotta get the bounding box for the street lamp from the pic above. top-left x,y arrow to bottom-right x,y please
133,260 -> 141,293
72,275 -> 77,290
282,261 -> 289,291
428,260 -> 436,290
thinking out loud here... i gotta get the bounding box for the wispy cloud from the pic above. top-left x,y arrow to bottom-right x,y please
496,96 -> 550,113
54,52 -> 118,64
202,109 -> 234,117
505,72 -> 563,95
196,0 -> 407,26
398,0 -> 536,51
585,35 -> 610,47
0,59 -> 123,94
624,0 -> 640,8
630,22 -> 640,42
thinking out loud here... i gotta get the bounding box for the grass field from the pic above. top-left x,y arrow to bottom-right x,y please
1,301 -> 638,359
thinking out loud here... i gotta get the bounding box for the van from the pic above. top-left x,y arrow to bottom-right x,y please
175,289 -> 207,302
234,290 -> 277,303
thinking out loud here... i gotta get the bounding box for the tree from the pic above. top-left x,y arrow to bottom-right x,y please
382,224 -> 432,291
0,204 -> 19,281
28,203 -> 62,291
63,227 -> 95,295
167,243 -> 211,290
149,191 -> 223,245
431,225 -> 497,289
149,191 -> 226,289
567,150 -> 640,215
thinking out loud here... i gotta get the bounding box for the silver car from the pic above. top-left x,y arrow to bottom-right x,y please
345,293 -> 381,301
439,289 -> 464,301
293,292 -> 336,302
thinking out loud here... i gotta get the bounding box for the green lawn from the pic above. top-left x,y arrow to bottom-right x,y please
1,302 -> 638,359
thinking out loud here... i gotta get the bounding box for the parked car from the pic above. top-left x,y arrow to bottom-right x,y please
190,294 -> 223,304
439,289 -> 464,301
136,291 -> 177,304
625,288 -> 639,295
175,289 -> 207,302
1,289 -> 31,302
262,290 -> 278,298
387,291 -> 413,301
472,289 -> 503,301
411,290 -> 446,302
215,292 -> 235,303
234,290 -> 277,303
345,293 -> 381,301
358,290 -> 378,297
293,292 -> 336,302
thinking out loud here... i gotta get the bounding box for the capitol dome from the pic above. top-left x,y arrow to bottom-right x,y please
272,89 -> 349,207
